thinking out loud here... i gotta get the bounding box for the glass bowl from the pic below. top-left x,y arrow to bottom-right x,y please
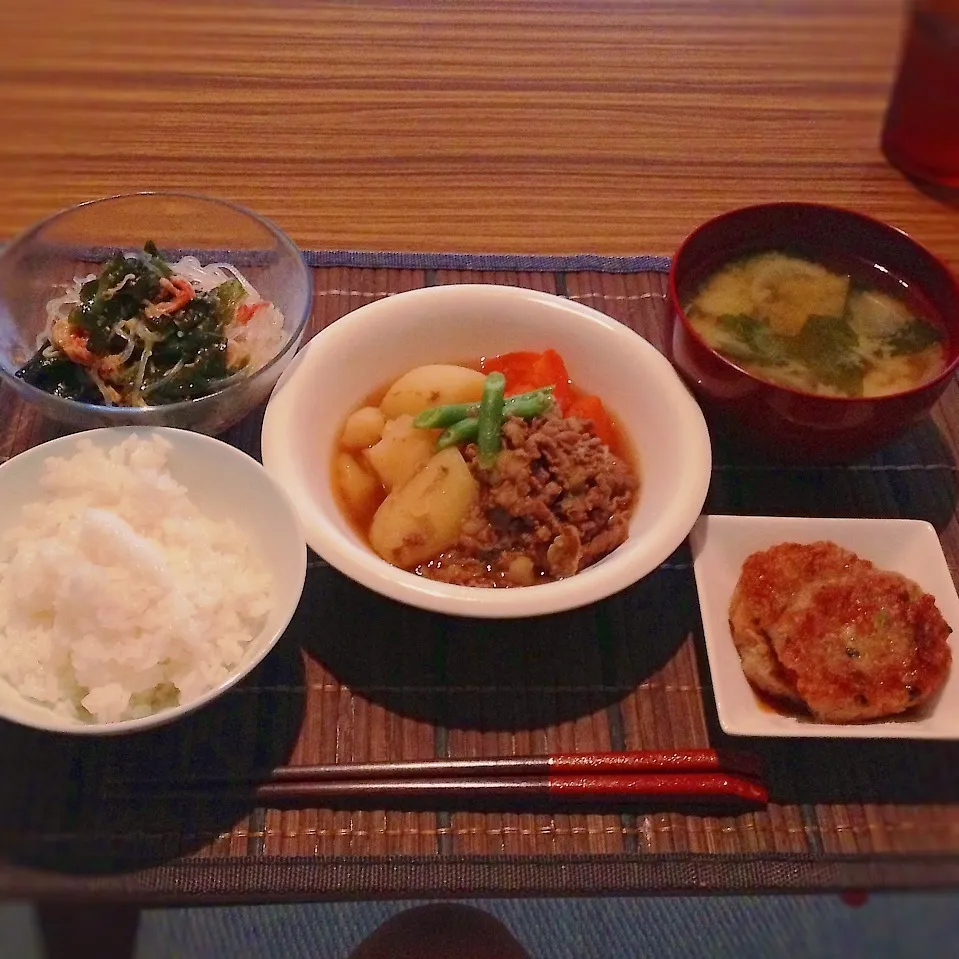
0,192 -> 311,434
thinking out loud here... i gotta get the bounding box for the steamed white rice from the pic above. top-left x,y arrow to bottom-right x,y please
0,435 -> 273,724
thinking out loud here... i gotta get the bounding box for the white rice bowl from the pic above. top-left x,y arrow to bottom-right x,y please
0,428 -> 306,732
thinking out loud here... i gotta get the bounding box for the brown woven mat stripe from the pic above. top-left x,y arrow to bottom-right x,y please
2,261 -> 959,901
4,854 -> 959,902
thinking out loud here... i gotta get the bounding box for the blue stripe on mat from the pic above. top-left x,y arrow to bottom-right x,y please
300,250 -> 672,273
11,245 -> 672,274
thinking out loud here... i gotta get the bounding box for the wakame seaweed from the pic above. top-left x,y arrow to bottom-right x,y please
70,248 -> 168,352
717,314 -> 790,367
144,293 -> 232,402
718,311 -> 867,395
714,309 -> 945,397
886,318 -> 943,357
790,314 -> 865,396
15,350 -> 102,403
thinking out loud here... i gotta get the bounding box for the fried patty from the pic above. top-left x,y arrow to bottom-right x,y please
728,541 -> 953,723
768,568 -> 952,722
728,541 -> 873,702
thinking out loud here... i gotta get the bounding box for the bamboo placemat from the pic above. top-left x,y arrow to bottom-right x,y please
2,253 -> 959,902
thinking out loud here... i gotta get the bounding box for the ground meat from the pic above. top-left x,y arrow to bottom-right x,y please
416,409 -> 638,587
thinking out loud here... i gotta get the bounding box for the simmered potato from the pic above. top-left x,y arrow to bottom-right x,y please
369,447 -> 478,568
334,452 -> 380,517
364,414 -> 438,491
380,364 -> 486,418
340,406 -> 386,450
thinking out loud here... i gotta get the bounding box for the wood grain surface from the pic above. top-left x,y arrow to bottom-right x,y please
2,0 -> 955,267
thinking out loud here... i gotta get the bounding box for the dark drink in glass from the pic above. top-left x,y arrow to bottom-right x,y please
882,0 -> 959,188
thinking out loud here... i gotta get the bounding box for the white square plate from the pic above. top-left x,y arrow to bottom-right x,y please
689,515 -> 959,739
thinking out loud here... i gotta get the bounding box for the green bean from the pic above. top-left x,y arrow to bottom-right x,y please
413,402 -> 475,430
477,372 -> 506,469
414,386 -> 554,430
436,416 -> 479,450
503,387 -> 553,419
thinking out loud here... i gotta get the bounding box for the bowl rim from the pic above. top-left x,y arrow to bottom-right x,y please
0,191 -> 312,418
668,201 -> 959,403
0,425 -> 308,736
261,283 -> 713,618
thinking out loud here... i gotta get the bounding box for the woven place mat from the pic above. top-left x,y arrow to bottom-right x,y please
2,253 -> 959,902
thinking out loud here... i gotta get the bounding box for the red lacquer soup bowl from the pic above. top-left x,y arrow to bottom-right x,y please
668,203 -> 959,462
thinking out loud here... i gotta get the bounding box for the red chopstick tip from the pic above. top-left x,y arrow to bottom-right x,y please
547,773 -> 767,806
736,778 -> 768,804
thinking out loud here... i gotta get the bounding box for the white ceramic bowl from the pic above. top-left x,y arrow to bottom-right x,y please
261,284 -> 711,618
0,427 -> 307,735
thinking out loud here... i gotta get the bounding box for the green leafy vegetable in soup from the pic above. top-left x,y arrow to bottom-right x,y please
685,252 -> 946,398
16,243 -> 286,406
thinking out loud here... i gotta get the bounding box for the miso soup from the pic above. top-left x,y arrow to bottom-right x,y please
684,251 -> 947,398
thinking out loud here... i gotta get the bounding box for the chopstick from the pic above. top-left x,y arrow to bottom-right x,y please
107,748 -> 760,786
264,748 -> 762,783
249,772 -> 767,806
105,749 -> 767,807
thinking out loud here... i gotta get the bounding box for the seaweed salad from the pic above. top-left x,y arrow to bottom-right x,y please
16,243 -> 285,406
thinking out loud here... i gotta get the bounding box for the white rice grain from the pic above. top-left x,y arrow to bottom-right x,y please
0,435 -> 273,724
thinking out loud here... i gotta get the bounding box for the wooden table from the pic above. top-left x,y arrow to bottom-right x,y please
1,0 -> 954,266
4,1 -> 959,942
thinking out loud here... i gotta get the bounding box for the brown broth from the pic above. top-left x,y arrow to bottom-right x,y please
751,687 -> 810,718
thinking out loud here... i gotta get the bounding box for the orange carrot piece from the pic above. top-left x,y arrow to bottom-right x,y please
486,349 -> 573,410
235,301 -> 265,325
567,393 -> 617,447
528,349 -> 572,408
485,351 -> 542,393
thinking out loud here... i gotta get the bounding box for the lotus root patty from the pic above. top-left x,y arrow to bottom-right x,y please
767,568 -> 952,723
728,541 -> 874,702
